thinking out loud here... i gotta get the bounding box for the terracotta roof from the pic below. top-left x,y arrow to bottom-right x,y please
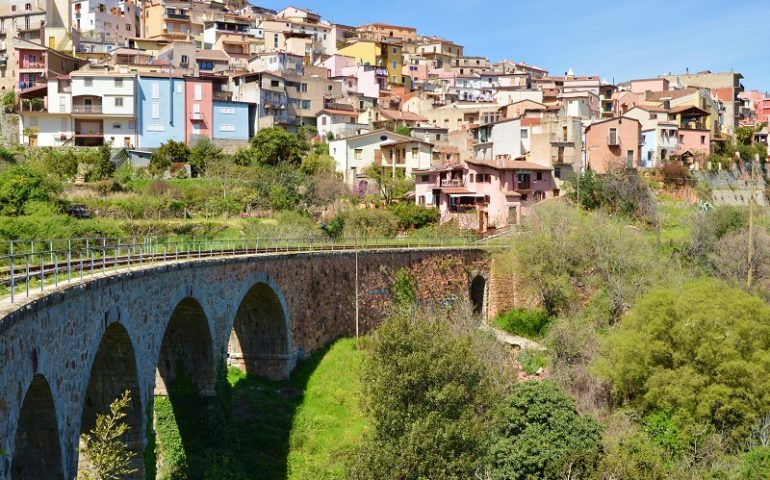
376,109 -> 427,122
196,49 -> 230,61
646,87 -> 699,101
434,146 -> 459,154
521,117 -> 541,126
669,105 -> 709,115
441,187 -> 474,194
318,109 -> 359,117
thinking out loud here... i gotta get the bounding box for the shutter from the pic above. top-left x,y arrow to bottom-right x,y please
151,82 -> 159,99
195,84 -> 202,101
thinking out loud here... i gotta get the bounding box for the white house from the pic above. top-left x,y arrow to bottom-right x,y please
329,129 -> 434,190
21,72 -> 137,148
316,108 -> 369,140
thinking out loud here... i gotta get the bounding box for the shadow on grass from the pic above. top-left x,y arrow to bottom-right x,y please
149,343 -> 333,480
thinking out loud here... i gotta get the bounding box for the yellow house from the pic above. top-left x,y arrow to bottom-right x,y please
337,39 -> 403,85
647,87 -> 721,137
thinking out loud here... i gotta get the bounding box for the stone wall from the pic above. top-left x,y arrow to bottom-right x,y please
0,248 -> 488,480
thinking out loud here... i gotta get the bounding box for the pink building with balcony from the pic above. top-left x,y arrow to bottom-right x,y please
414,157 -> 556,231
17,46 -> 46,91
585,117 -> 642,173
184,77 -> 213,143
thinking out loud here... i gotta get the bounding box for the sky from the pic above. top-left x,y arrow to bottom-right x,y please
257,0 -> 770,92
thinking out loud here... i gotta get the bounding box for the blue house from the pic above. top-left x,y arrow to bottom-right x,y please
136,73 -> 186,149
212,100 -> 251,141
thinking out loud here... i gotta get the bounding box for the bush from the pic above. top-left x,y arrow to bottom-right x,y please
250,127 -> 309,166
658,161 -> 692,188
595,278 -> 770,445
489,381 -> 603,480
341,208 -> 400,239
0,166 -> 57,216
567,170 -> 657,223
388,202 -> 439,230
493,308 -> 553,339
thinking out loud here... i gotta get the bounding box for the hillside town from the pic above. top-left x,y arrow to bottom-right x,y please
0,0 -> 765,230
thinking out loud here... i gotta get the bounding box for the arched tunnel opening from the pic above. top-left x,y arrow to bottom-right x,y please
155,298 -> 216,397
79,322 -> 143,479
11,374 -> 64,479
228,282 -> 291,380
470,275 -> 487,317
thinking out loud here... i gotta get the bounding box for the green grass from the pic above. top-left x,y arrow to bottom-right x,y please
151,338 -> 367,480
493,308 -> 553,340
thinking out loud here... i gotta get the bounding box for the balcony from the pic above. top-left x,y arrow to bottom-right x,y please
164,11 -> 190,20
440,178 -> 464,188
191,111 -> 206,122
550,133 -> 573,145
20,62 -> 45,70
72,103 -> 103,114
18,81 -> 41,90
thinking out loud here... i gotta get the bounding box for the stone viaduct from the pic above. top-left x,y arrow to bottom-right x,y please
0,248 -> 495,479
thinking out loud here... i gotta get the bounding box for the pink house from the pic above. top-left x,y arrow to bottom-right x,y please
17,46 -> 47,91
585,117 -> 642,173
184,77 -> 213,144
414,157 -> 556,231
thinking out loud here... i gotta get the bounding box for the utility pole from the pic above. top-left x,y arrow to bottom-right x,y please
355,237 -> 360,348
748,153 -> 758,289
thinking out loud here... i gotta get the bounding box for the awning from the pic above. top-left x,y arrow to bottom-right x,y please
449,193 -> 485,198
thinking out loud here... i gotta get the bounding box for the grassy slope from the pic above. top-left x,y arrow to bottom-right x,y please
152,338 -> 366,480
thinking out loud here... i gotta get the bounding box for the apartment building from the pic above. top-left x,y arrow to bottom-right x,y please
143,0 -> 193,41
72,0 -> 139,53
0,0 -> 47,92
136,72 -> 185,149
203,19 -> 260,69
356,23 -> 417,43
337,39 -> 403,85
660,71 -> 744,136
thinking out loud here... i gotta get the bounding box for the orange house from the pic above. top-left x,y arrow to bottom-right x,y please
585,117 -> 642,173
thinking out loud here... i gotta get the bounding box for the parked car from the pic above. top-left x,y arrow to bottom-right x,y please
66,204 -> 91,219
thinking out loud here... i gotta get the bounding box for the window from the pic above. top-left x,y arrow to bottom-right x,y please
128,120 -> 136,130
114,97 -> 123,107
700,135 -> 706,145
521,194 -> 528,202
679,134 -> 684,142
520,129 -> 528,139
84,77 -> 93,87
59,96 -> 66,111
354,148 -> 363,160
469,174 -> 475,183
115,78 -> 123,87
112,122 -> 121,129
608,127 -> 617,144
194,84 -> 202,100
536,172 -> 543,181
391,61 -> 397,69
175,84 -> 182,94
219,106 -> 235,114
626,150 -> 634,167
147,123 -> 165,131
24,16 -> 30,30
554,167 -> 561,179
126,24 -> 131,31
181,54 -> 189,65
321,116 -> 327,126
300,83 -> 308,92
301,100 -> 311,109
25,3 -> 31,10
219,124 -> 235,132
411,147 -> 418,159
270,80 -> 280,87
273,33 -> 279,48
151,101 -> 160,119
151,82 -> 159,99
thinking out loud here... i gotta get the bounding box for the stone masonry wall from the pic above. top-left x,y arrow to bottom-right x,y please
0,248 -> 488,480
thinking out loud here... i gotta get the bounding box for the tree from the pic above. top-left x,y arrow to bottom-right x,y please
595,278 -> 770,445
87,143 -> 116,181
711,229 -> 770,297
189,137 -> 224,177
150,140 -> 190,176
388,202 -> 439,230
249,127 -> 309,166
395,125 -> 412,136
488,381 -> 603,480
363,166 -> 414,205
0,166 -> 56,215
349,312 -> 506,480
77,390 -> 137,480
1,91 -> 14,113
299,151 -> 336,175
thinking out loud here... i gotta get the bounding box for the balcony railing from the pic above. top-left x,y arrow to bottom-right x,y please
441,178 -> 464,187
18,81 -> 40,90
72,104 -> 103,114
550,133 -> 573,144
20,62 -> 45,69
164,12 -> 190,20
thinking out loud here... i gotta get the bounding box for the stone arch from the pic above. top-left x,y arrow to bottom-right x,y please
228,277 -> 293,379
11,374 -> 64,479
470,273 -> 487,317
79,322 -> 143,477
155,297 -> 216,396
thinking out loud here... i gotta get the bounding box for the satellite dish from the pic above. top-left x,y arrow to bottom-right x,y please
379,135 -> 388,141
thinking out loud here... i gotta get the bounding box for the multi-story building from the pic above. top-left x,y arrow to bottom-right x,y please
142,0 -> 193,41
660,71 -> 743,136
72,0 -> 138,54
356,23 -> 417,43
584,117 -> 642,173
451,56 -> 490,75
337,39 -> 403,85
0,0 -> 47,92
13,38 -> 85,92
135,72 -> 186,149
203,19 -> 260,69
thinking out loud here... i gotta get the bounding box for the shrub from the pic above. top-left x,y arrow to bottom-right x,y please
388,202 -> 439,230
341,208 -> 399,239
250,127 -> 309,166
489,381 -> 603,480
658,161 -> 692,188
0,166 -> 57,216
493,308 -> 553,339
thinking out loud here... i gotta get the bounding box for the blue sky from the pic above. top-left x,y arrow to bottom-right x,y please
258,0 -> 770,92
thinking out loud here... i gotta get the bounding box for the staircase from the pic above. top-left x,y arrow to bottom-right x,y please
109,147 -> 130,168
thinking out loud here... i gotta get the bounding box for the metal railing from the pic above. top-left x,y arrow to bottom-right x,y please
0,236 -> 485,304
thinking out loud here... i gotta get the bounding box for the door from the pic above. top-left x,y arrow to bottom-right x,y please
84,98 -> 93,113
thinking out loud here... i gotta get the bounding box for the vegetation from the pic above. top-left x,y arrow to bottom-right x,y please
493,308 -> 553,339
78,390 -> 138,480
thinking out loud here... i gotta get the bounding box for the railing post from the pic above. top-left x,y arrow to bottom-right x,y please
10,250 -> 15,304
54,251 -> 59,288
40,253 -> 44,292
25,254 -> 30,298
67,240 -> 72,283
102,238 -> 107,274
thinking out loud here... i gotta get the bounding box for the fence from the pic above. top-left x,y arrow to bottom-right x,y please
0,236 -> 486,304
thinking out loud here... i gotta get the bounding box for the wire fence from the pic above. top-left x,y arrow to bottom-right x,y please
0,236 -> 499,305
